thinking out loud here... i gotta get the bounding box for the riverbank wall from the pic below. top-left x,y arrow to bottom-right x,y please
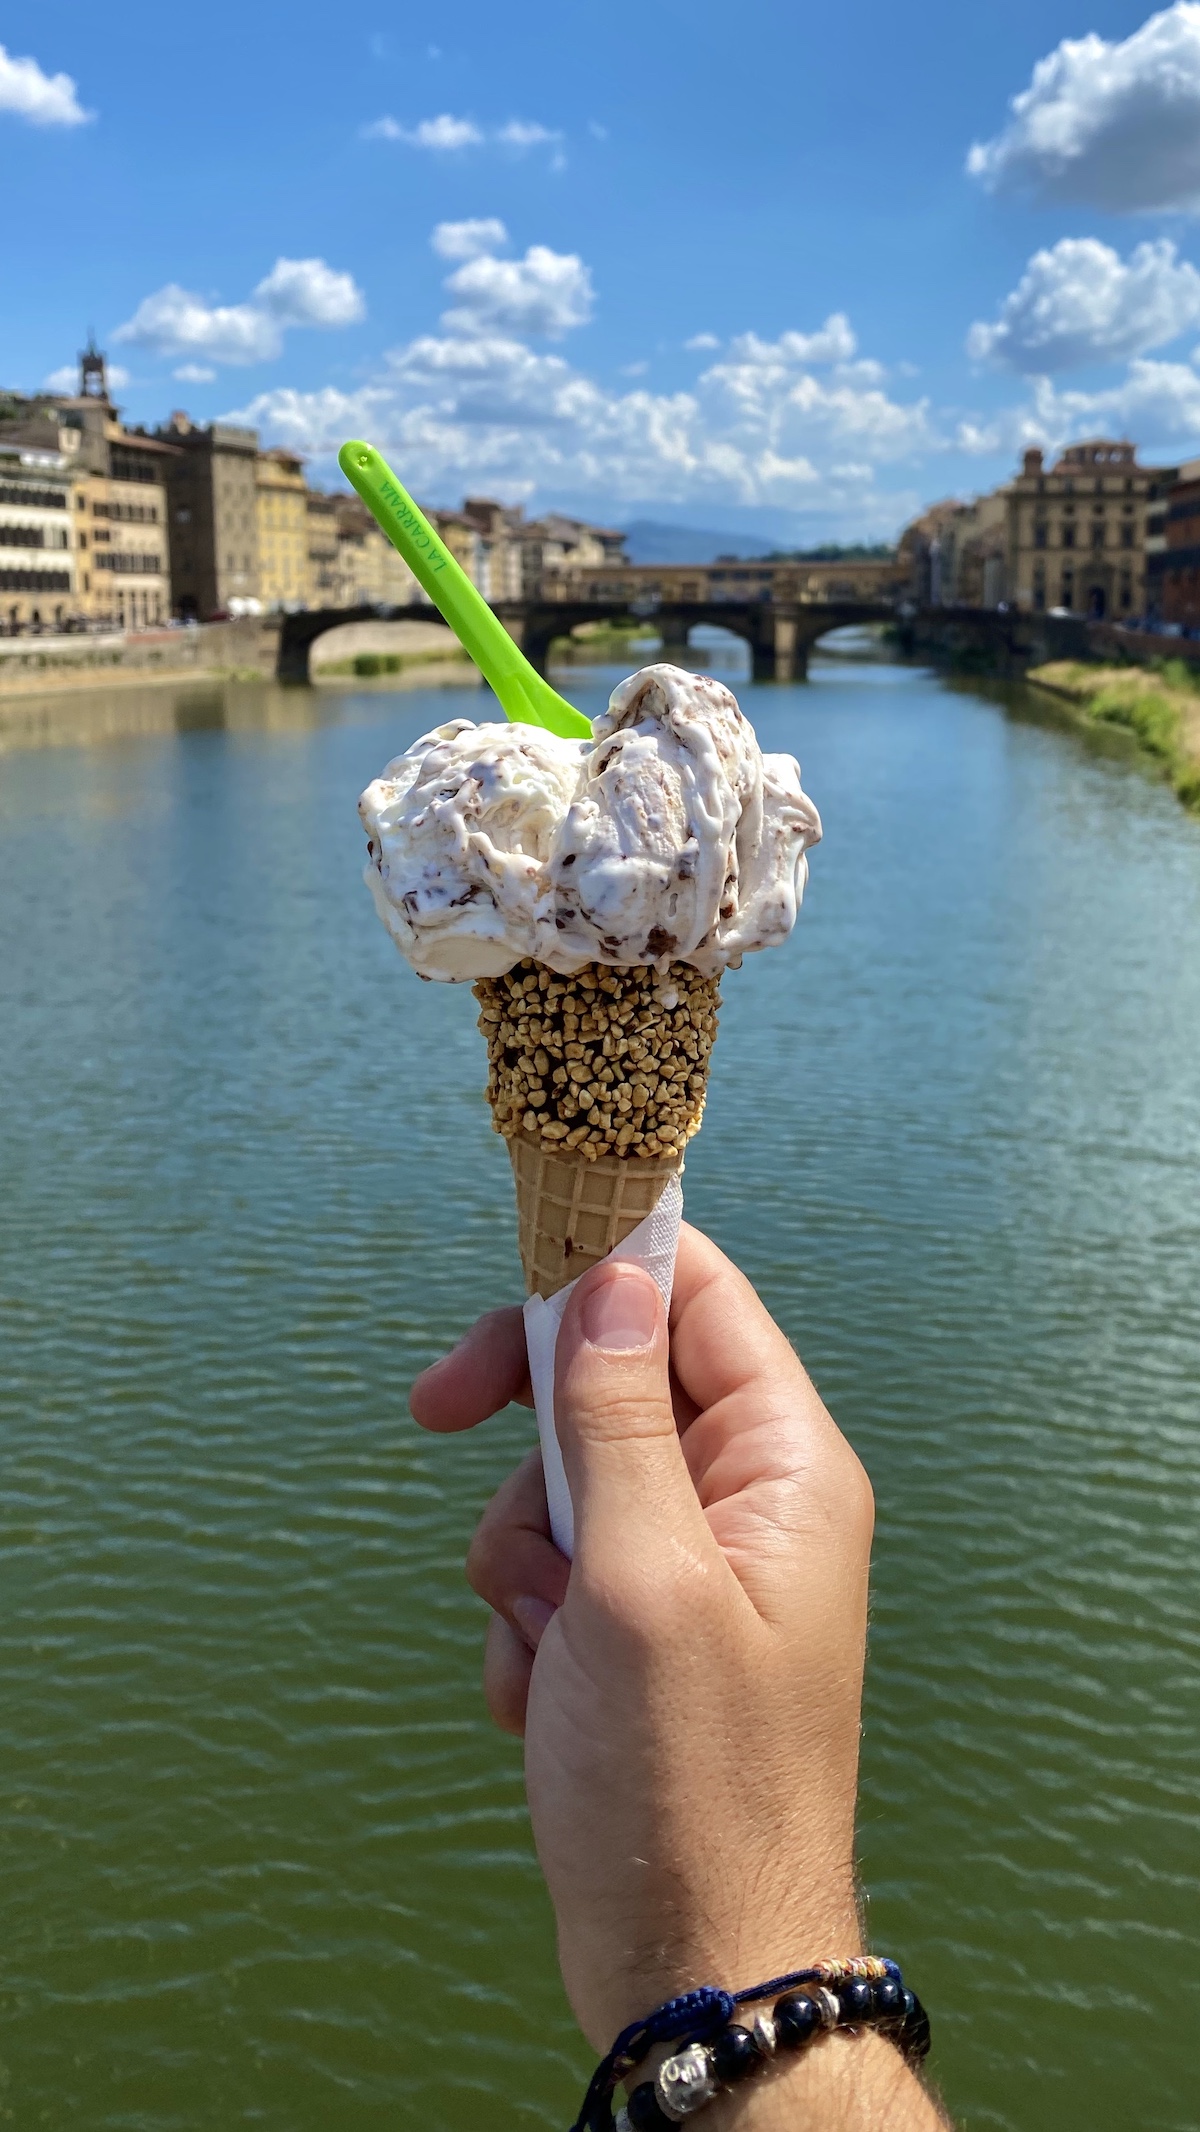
0,617 -> 278,697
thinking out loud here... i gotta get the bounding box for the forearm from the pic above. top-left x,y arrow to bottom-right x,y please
682,2032 -> 950,2132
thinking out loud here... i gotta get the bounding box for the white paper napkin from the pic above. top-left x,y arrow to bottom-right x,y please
523,1175 -> 684,1558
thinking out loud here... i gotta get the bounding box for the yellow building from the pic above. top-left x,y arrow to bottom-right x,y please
306,491 -> 341,606
45,351 -> 176,629
256,448 -> 310,609
333,496 -> 418,606
71,432 -> 175,630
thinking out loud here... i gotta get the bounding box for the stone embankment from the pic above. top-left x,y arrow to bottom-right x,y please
1027,660 -> 1200,812
0,616 -> 277,698
306,617 -> 471,678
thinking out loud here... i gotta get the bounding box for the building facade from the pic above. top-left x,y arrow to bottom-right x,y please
0,412 -> 77,630
1005,441 -> 1174,620
332,495 -> 420,606
1150,456 -> 1200,626
256,447 -> 310,609
2,348 -> 175,630
72,427 -> 176,630
157,414 -> 260,618
305,490 -> 341,606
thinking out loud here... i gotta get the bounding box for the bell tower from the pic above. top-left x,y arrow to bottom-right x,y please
79,338 -> 109,400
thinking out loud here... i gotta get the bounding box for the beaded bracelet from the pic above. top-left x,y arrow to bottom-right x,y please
572,1957 -> 930,2130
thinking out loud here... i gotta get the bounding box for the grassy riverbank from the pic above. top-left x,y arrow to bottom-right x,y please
1027,660 -> 1200,812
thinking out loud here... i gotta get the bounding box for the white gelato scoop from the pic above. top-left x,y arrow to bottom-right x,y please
359,663 -> 821,982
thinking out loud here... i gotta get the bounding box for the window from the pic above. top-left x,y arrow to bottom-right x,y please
1034,522 -> 1048,548
0,484 -> 67,511
1120,524 -> 1134,548
1062,524 -> 1076,548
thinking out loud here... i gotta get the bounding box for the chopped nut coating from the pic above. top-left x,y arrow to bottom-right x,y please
475,960 -> 720,1161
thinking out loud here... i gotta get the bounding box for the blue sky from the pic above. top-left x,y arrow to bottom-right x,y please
7,0 -> 1200,540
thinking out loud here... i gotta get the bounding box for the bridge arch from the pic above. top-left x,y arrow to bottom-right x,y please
277,590 -> 901,686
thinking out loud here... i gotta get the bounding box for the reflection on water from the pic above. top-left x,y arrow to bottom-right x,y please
1,653 -> 1198,2132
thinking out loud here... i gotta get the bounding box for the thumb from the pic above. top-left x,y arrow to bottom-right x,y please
553,1260 -> 710,1571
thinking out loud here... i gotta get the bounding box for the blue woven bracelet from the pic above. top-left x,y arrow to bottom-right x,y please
571,1957 -> 930,2130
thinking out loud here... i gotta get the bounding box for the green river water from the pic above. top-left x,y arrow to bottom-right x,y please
1,646 -> 1197,2131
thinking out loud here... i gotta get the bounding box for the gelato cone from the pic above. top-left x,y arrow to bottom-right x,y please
357,662 -> 821,1298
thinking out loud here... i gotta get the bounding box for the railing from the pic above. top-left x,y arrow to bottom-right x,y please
532,563 -> 906,608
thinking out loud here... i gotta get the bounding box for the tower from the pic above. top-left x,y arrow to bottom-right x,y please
79,339 -> 109,401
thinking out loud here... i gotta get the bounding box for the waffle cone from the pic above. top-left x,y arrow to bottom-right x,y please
508,1134 -> 682,1298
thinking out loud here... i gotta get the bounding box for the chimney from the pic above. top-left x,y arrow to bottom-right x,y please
1022,447 -> 1044,477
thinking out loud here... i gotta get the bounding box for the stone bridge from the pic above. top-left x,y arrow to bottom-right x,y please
276,557 -> 908,684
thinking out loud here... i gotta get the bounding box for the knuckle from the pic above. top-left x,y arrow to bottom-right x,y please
465,1514 -> 507,1604
565,1378 -> 675,1448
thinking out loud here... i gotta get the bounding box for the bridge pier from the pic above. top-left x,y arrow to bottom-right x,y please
746,610 -> 808,682
656,614 -> 693,664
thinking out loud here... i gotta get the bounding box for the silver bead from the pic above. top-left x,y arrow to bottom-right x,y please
814,1986 -> 841,2029
615,2112 -> 633,2132
656,2043 -> 719,2119
752,2011 -> 778,2057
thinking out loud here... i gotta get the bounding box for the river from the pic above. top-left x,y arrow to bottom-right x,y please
1,644 -> 1197,2131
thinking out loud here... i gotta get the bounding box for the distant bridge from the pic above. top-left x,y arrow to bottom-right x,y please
276,580 -> 1186,689
276,557 -> 908,684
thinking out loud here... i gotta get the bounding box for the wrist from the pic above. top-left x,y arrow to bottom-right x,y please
698,2030 -> 944,2130
607,1964 -> 939,2132
593,1868 -> 863,2048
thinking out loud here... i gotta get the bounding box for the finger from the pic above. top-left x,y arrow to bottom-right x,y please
467,1447 -> 569,1631
410,1306 -> 532,1432
669,1224 -> 809,1416
554,1260 -> 716,1578
482,1611 -> 533,1737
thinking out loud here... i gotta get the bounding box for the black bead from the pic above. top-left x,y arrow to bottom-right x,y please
839,1976 -> 875,2023
710,2025 -> 765,2086
874,1976 -> 904,2021
773,1991 -> 821,2049
900,1992 -> 932,2063
626,2081 -> 675,2131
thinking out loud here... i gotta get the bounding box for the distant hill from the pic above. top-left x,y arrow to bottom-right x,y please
620,520 -> 895,566
620,521 -> 776,564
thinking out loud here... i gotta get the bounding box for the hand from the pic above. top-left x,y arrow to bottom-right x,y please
411,1225 -> 875,2051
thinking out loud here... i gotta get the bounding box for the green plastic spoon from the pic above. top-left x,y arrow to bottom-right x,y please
337,440 -> 592,738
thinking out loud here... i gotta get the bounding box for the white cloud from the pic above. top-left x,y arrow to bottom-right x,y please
379,113 -> 483,149
1030,358 -> 1200,448
363,113 -> 562,154
224,268 -> 932,523
174,363 -> 217,383
441,243 -> 593,337
253,257 -> 364,328
114,257 -> 365,366
723,316 -> 859,368
968,3 -> 1200,212
496,120 -> 562,149
588,121 -> 609,141
968,237 -> 1200,372
42,361 -> 130,392
432,218 -> 510,261
685,332 -> 720,351
0,42 -> 90,126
